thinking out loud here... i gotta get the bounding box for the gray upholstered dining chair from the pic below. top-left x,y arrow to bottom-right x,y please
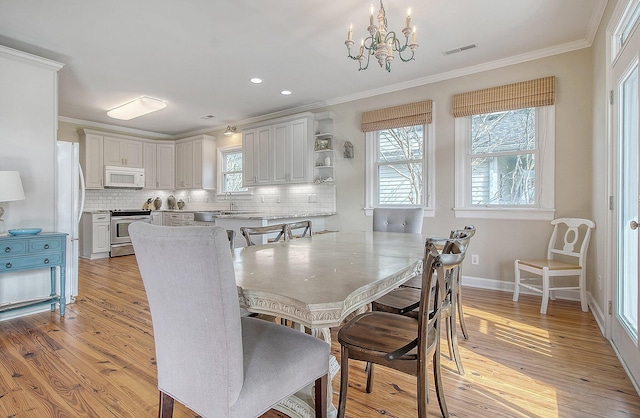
130,223 -> 330,418
373,207 -> 424,233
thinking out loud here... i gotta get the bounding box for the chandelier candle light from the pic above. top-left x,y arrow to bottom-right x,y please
345,1 -> 418,72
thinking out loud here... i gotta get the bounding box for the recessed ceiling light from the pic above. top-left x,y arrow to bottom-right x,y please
280,90 -> 292,95
107,96 -> 166,120
250,78 -> 263,84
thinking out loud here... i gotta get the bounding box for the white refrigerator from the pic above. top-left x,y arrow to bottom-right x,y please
55,141 -> 85,303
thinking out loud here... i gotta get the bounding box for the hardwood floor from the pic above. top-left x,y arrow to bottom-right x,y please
0,255 -> 638,417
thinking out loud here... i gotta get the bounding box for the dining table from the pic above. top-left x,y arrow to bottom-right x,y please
232,230 -> 428,418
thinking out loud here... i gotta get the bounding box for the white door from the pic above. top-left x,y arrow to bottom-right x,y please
611,6 -> 640,387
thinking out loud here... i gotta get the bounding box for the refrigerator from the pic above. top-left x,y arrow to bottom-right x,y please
55,141 -> 85,303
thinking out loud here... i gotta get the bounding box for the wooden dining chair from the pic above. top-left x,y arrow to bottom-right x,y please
130,223 -> 330,418
514,218 -> 595,314
337,239 -> 466,418
371,228 -> 473,375
287,220 -> 313,239
240,223 -> 288,246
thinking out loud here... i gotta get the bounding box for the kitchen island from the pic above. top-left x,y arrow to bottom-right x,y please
215,212 -> 335,247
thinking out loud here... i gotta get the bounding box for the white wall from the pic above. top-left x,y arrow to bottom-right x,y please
0,46 -> 62,317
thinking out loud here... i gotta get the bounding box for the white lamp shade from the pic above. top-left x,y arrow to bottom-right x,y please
107,96 -> 167,120
0,171 -> 25,202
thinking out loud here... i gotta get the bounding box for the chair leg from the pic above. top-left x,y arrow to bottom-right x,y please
365,362 -> 375,393
541,268 -> 550,314
417,360 -> 429,418
314,374 -> 328,418
448,309 -> 464,375
433,342 -> 449,418
457,285 -> 469,340
337,346 -> 350,418
513,261 -> 521,301
579,270 -> 589,312
158,391 -> 174,418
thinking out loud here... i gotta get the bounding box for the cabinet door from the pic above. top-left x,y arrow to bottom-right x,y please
93,222 -> 110,253
289,118 -> 309,183
156,143 -> 175,189
272,123 -> 288,183
192,139 -> 203,189
143,142 -> 157,189
175,142 -> 187,188
123,139 -> 143,167
82,134 -> 104,189
183,140 -> 195,188
255,126 -> 272,184
243,129 -> 257,186
103,136 -> 123,166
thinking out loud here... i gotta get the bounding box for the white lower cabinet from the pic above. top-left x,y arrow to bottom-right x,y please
80,212 -> 110,260
162,212 -> 195,226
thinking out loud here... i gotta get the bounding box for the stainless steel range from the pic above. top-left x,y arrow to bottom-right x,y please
110,209 -> 151,257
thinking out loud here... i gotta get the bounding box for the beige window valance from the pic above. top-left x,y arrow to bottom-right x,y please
361,100 -> 432,132
452,76 -> 555,117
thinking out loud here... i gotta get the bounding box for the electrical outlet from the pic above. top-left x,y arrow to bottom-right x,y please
471,254 -> 479,265
275,195 -> 280,203
308,194 -> 317,203
260,196 -> 265,203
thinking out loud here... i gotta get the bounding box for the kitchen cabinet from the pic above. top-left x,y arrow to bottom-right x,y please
242,126 -> 272,186
163,212 -> 194,226
150,211 -> 163,225
242,113 -> 313,187
143,142 -> 175,190
79,129 -> 104,189
104,136 -> 143,168
175,134 -> 215,189
80,212 -> 110,259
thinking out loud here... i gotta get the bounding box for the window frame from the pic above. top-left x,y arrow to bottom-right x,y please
454,105 -> 555,220
216,144 -> 249,195
364,113 -> 435,217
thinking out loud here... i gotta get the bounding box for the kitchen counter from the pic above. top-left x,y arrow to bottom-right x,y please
214,211 -> 335,220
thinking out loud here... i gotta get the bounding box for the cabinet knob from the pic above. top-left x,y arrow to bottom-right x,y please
44,244 -> 50,249
44,259 -> 50,264
4,247 -> 10,253
5,262 -> 11,269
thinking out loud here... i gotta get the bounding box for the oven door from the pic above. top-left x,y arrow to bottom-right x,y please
110,216 -> 151,256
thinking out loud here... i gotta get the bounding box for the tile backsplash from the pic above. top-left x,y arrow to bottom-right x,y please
83,183 -> 336,213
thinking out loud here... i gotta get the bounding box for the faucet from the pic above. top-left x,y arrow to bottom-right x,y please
225,192 -> 234,211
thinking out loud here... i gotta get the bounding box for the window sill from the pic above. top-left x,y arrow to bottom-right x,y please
453,207 -> 555,221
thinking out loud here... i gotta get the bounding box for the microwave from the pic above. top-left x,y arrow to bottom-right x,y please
104,166 -> 145,188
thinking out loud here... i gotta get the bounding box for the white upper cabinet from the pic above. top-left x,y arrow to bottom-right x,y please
242,113 -> 313,186
143,141 -> 175,190
79,130 -> 104,189
175,134 -> 215,190
103,136 -> 143,167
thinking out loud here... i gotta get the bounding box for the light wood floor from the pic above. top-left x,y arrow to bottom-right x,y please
0,255 -> 638,417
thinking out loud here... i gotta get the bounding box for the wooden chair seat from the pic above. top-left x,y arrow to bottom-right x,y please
517,259 -> 583,270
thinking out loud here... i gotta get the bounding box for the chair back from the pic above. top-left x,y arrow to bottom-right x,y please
547,218 -> 595,267
227,229 -> 236,250
130,223 -> 244,416
287,220 -> 312,239
373,208 -> 424,233
240,223 -> 288,246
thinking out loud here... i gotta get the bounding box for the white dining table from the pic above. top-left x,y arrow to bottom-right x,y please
232,231 -> 427,418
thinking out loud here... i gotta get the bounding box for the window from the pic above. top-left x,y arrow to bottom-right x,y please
612,0 -> 640,61
217,145 -> 248,193
365,123 -> 434,216
454,106 -> 555,220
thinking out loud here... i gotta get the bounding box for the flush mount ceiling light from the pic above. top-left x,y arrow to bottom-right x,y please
107,96 -> 167,120
345,0 -> 418,72
223,125 -> 237,136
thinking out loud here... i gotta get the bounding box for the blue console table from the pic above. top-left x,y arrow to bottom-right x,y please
0,232 -> 67,317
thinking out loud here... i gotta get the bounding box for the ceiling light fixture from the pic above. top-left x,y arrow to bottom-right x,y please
250,78 -> 263,84
345,0 -> 418,72
223,126 -> 237,136
107,96 -> 167,120
280,90 -> 292,95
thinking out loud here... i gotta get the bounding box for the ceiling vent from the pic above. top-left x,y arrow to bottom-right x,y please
442,44 -> 477,56
200,114 -> 215,120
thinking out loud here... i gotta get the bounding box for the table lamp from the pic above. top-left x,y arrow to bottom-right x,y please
0,171 -> 26,234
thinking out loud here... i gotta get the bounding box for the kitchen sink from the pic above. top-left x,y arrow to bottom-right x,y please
193,212 -> 219,222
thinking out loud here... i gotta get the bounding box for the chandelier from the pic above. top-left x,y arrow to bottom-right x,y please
345,0 -> 418,72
